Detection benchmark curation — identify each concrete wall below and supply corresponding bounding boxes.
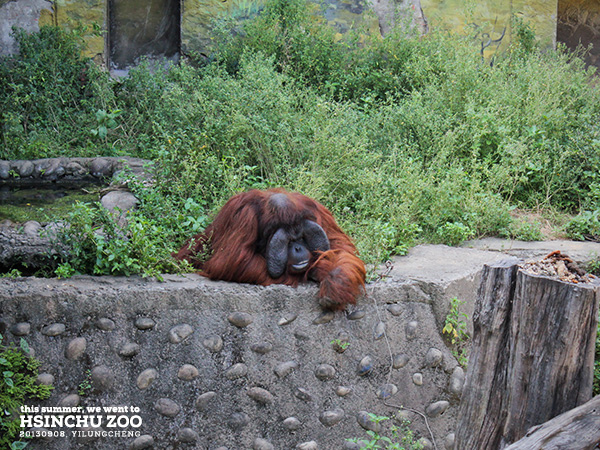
[558,0,600,69]
[1,0,563,66]
[0,274,462,449]
[421,0,558,59]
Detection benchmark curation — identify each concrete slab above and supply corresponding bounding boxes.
[378,239,600,332]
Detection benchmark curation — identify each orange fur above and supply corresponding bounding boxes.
[173,189,366,309]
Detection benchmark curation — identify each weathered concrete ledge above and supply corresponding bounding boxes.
[1,273,461,449]
[1,240,598,449]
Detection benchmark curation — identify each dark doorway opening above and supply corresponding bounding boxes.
[557,0,600,70]
[109,0,181,71]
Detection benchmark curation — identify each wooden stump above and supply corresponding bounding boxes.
[455,259,600,450]
[505,395,600,450]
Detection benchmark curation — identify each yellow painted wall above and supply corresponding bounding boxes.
[8,0,561,65]
[39,0,105,61]
[421,0,558,58]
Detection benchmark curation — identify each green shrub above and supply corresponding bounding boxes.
[52,201,186,279]
[2,3,600,276]
[0,25,115,158]
[565,210,600,241]
[346,413,423,450]
[0,335,53,450]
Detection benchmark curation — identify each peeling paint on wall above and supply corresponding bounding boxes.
[0,0,576,69]
[421,0,558,59]
[0,0,53,55]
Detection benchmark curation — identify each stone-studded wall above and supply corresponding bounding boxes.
[0,274,462,449]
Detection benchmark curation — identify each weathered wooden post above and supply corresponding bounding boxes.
[455,253,600,449]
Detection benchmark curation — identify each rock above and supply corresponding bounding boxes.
[445,433,455,450]
[313,311,334,324]
[315,364,336,381]
[224,363,248,380]
[419,437,434,449]
[135,318,155,330]
[41,323,66,336]
[228,312,254,328]
[65,161,86,176]
[23,221,41,237]
[319,408,345,427]
[413,373,423,386]
[357,356,373,376]
[91,365,114,392]
[449,366,465,397]
[203,335,223,352]
[101,190,138,214]
[154,398,180,417]
[297,441,318,449]
[65,337,87,360]
[425,348,443,368]
[178,428,199,443]
[10,322,31,336]
[405,320,418,340]
[130,435,154,450]
[59,394,80,407]
[425,400,450,418]
[247,387,274,404]
[168,324,193,343]
[136,369,158,390]
[393,354,409,369]
[251,342,273,354]
[96,318,115,331]
[387,304,403,316]
[90,158,113,178]
[36,373,54,386]
[253,438,274,450]
[18,161,34,177]
[177,364,199,381]
[376,383,398,399]
[228,412,250,430]
[283,417,301,431]
[347,310,366,320]
[373,321,386,340]
[274,361,298,378]
[119,342,140,357]
[195,391,217,411]
[278,313,298,325]
[0,161,10,179]
[357,411,381,433]
[336,386,352,397]
[41,159,65,179]
[294,387,313,402]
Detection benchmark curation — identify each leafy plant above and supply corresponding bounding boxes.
[0,334,53,450]
[565,210,600,242]
[90,109,122,141]
[346,413,423,450]
[0,269,23,279]
[51,201,184,279]
[437,222,473,247]
[78,369,93,397]
[443,297,470,367]
[331,338,350,353]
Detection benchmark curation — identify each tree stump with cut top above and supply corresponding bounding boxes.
[455,254,600,450]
